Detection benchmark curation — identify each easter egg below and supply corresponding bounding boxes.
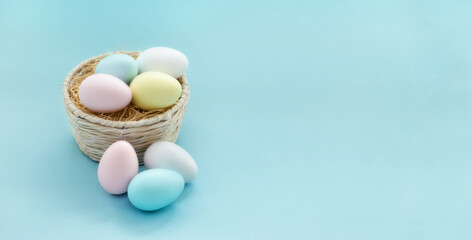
[129,72,182,110]
[95,53,139,84]
[98,141,138,194]
[127,169,185,211]
[136,47,188,78]
[144,141,198,183]
[78,73,132,113]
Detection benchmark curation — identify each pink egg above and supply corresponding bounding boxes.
[78,73,132,113]
[98,141,138,194]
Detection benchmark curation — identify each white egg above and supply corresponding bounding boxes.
[136,47,188,78]
[144,141,197,183]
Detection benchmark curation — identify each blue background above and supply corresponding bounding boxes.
[1,0,472,239]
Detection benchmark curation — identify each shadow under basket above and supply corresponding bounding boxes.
[62,51,190,164]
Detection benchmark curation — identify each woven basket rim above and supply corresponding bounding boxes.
[62,51,190,129]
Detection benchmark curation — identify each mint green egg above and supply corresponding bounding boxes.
[95,54,139,84]
[127,169,185,211]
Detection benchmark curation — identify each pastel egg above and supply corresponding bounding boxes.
[129,72,182,110]
[98,141,138,194]
[78,74,132,113]
[127,169,185,211]
[144,141,198,183]
[136,47,188,78]
[95,53,139,84]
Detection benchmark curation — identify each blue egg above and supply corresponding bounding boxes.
[127,169,184,211]
[95,53,139,84]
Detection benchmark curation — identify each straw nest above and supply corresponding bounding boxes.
[62,51,190,163]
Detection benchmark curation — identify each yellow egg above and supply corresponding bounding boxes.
[130,72,182,110]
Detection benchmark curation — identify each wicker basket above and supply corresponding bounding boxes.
[62,51,190,163]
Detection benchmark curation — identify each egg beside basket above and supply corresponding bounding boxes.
[62,51,190,163]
